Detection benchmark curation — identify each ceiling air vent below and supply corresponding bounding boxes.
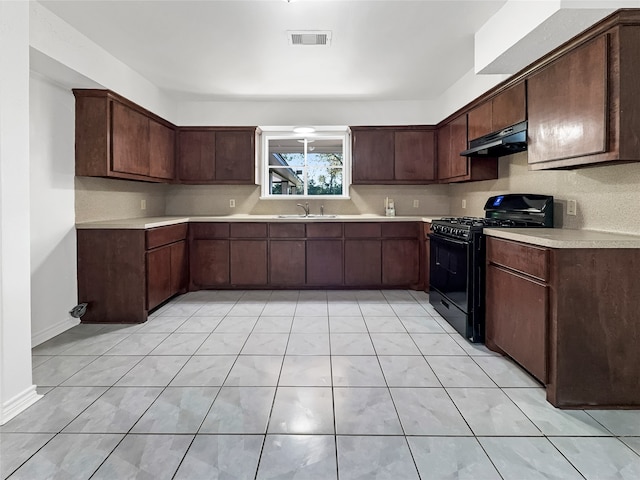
[287,30,332,46]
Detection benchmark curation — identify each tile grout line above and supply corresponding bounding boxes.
[251,290,294,480]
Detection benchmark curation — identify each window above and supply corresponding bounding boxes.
[259,127,350,198]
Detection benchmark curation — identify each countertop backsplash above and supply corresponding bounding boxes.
[75,177,167,223]
[449,151,640,236]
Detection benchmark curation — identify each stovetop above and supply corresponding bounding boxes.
[431,195,554,242]
[431,216,538,241]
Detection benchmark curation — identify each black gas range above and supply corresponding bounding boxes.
[429,194,554,342]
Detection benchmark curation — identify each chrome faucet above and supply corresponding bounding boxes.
[297,202,310,217]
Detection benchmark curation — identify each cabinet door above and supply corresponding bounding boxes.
[486,264,548,383]
[382,239,419,286]
[352,129,394,182]
[344,240,381,286]
[270,240,306,286]
[436,125,452,180]
[147,246,172,310]
[215,130,255,182]
[307,240,343,286]
[177,130,216,181]
[448,114,469,178]
[528,35,607,165]
[437,115,469,181]
[492,82,526,132]
[170,240,188,295]
[467,101,493,141]
[394,131,436,181]
[111,101,149,176]
[149,120,175,180]
[230,240,267,285]
[190,239,229,287]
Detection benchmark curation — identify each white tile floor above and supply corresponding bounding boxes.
[2,289,640,479]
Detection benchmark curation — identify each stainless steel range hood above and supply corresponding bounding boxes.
[461,121,527,158]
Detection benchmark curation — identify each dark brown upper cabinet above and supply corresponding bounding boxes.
[468,82,526,141]
[527,35,607,168]
[176,127,256,184]
[437,114,498,183]
[74,89,176,182]
[394,130,437,182]
[351,127,436,184]
[527,12,640,169]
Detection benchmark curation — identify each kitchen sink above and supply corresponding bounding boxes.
[276,214,338,219]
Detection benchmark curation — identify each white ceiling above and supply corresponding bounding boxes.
[38,0,508,102]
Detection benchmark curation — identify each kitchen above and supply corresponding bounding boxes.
[3,1,640,478]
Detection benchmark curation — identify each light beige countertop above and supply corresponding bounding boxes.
[484,228,640,249]
[76,214,443,230]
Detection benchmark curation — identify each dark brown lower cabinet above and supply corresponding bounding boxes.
[344,240,381,286]
[190,240,229,288]
[79,221,423,323]
[230,240,267,285]
[78,225,187,323]
[486,236,640,408]
[307,240,343,286]
[147,247,172,310]
[77,230,147,323]
[170,241,188,294]
[382,239,420,286]
[147,240,188,310]
[270,240,306,286]
[486,263,548,383]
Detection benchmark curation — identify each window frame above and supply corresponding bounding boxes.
[258,126,351,199]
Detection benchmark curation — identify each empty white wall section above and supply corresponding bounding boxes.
[29,1,177,122]
[474,0,633,75]
[176,98,440,126]
[434,67,509,121]
[29,73,79,346]
[0,1,40,425]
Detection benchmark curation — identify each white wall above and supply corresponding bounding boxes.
[29,73,79,345]
[176,99,439,126]
[29,1,176,122]
[26,1,175,350]
[0,0,40,425]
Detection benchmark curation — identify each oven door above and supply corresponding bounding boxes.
[428,233,473,339]
[429,233,470,311]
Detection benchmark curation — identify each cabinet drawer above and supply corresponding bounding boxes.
[146,224,187,249]
[381,222,418,238]
[270,223,305,238]
[487,237,549,281]
[344,223,381,238]
[190,223,230,239]
[230,223,268,238]
[306,223,343,238]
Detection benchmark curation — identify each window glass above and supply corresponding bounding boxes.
[260,128,350,198]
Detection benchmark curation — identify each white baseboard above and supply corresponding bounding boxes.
[31,316,80,347]
[0,385,41,425]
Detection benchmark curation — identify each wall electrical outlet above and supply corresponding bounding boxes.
[462,199,467,209]
[413,199,419,208]
[140,199,146,210]
[567,199,577,216]
[229,199,236,208]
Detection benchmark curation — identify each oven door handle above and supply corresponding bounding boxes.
[427,233,468,246]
